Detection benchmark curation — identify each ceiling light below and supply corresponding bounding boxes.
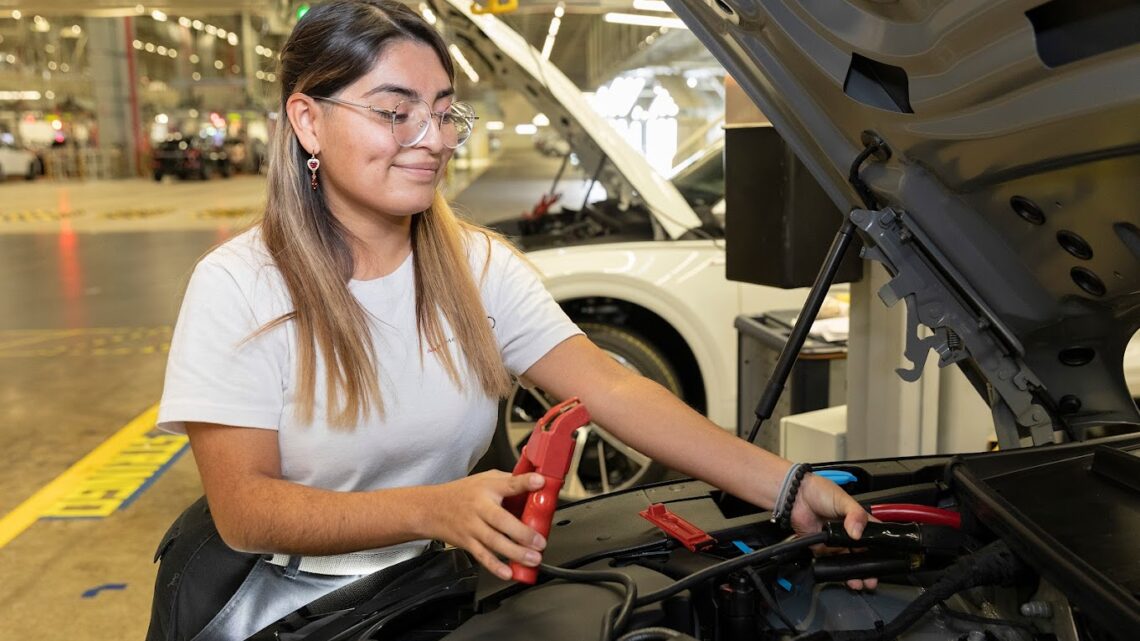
[0,91,40,100]
[515,124,538,135]
[448,44,479,84]
[632,0,672,12]
[151,10,167,22]
[603,13,687,29]
[486,121,504,131]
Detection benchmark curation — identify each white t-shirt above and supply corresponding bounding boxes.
[158,227,581,573]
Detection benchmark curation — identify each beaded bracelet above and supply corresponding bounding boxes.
[770,463,812,530]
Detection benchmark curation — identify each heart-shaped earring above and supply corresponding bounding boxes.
[307,154,320,191]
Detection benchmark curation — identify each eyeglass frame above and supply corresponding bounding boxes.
[310,94,478,149]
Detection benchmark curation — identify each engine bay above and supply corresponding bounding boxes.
[253,434,1140,641]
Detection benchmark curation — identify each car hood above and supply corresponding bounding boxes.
[433,0,703,238]
[668,0,1140,443]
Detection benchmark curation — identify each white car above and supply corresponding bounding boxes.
[440,0,812,499]
[0,143,37,181]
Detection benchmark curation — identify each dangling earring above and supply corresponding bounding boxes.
[307,153,320,191]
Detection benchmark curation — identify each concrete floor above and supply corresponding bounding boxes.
[0,146,564,640]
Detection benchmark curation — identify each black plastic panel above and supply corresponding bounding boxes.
[445,563,680,641]
[724,126,863,288]
[1027,0,1140,68]
[952,435,1140,639]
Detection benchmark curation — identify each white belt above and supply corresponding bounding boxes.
[267,540,429,576]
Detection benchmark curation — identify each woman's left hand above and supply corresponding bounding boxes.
[789,473,877,590]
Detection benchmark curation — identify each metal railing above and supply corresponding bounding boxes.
[41,147,130,181]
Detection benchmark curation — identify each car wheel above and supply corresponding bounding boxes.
[492,322,682,501]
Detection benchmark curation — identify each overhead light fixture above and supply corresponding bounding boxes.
[632,0,672,12]
[541,4,563,61]
[0,91,41,100]
[515,124,538,135]
[486,121,504,131]
[151,10,167,21]
[603,13,687,29]
[448,44,480,84]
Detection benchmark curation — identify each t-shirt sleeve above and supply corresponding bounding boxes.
[157,256,289,434]
[481,238,583,377]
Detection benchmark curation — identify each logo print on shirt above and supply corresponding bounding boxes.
[427,317,495,353]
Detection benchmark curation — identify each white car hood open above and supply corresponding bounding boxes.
[434,0,703,238]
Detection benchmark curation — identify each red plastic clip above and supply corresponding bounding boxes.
[639,503,715,552]
[503,397,591,584]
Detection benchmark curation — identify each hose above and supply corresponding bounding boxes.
[871,504,961,529]
[793,540,1029,641]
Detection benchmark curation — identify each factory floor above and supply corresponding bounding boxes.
[0,147,557,640]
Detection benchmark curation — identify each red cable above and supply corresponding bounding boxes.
[871,504,961,529]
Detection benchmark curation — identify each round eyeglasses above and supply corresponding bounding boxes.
[313,95,477,149]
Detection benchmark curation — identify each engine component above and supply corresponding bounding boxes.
[822,521,964,554]
[795,540,1030,641]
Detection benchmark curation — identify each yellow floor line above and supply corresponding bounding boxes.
[0,330,81,351]
[0,404,159,549]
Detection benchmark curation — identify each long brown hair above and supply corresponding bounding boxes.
[261,0,511,427]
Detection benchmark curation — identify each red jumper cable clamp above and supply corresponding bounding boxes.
[502,396,591,584]
[639,503,715,552]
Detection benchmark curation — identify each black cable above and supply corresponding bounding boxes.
[635,533,826,608]
[746,566,799,633]
[539,564,638,641]
[934,602,1037,635]
[847,143,881,211]
[793,540,1028,641]
[616,627,700,641]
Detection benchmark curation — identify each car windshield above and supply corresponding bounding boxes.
[668,141,724,210]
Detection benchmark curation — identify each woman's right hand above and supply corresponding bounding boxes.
[424,470,548,580]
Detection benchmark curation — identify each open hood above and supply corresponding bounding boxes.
[669,0,1140,444]
[432,0,703,238]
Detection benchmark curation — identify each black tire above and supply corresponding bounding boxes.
[490,322,683,501]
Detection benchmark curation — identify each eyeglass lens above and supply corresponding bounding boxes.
[390,100,474,149]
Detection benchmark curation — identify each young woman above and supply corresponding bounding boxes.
[146,1,870,639]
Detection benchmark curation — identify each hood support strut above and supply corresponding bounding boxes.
[745,137,887,446]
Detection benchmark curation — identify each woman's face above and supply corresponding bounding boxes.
[314,39,456,225]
